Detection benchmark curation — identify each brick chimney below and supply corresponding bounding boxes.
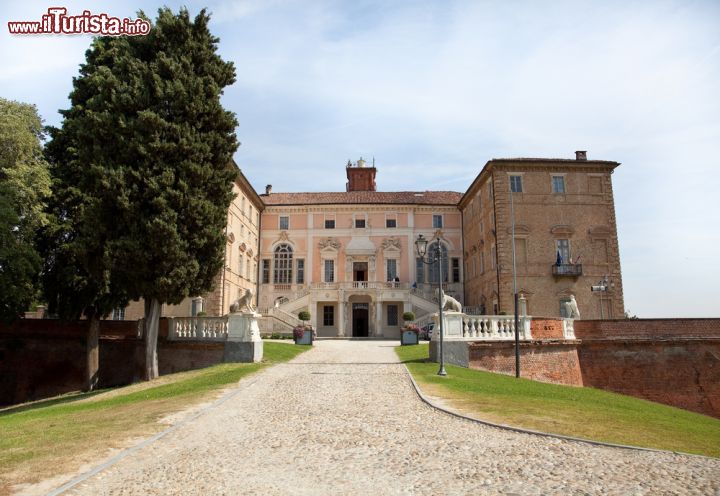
[346,157,377,192]
[265,184,272,195]
[575,150,587,161]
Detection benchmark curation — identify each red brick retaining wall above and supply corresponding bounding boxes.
[468,340,583,386]
[466,318,720,418]
[0,318,232,406]
[577,339,720,418]
[574,318,720,340]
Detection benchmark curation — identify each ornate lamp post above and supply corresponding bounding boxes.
[415,234,447,376]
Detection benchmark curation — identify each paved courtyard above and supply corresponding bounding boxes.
[58,341,718,495]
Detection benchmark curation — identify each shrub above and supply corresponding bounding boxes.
[402,311,415,322]
[298,310,311,322]
[196,311,207,317]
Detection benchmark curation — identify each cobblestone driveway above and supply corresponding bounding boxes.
[62,340,719,495]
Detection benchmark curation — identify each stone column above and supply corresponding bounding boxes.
[375,300,383,337]
[225,312,263,362]
[337,290,345,337]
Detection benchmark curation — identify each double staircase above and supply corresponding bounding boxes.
[258,284,444,333]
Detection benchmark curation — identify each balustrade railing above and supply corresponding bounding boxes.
[461,315,531,340]
[169,317,228,341]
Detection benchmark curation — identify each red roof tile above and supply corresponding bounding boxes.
[261,191,462,206]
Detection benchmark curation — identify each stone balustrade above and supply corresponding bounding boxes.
[461,315,532,340]
[168,317,229,341]
[423,312,577,341]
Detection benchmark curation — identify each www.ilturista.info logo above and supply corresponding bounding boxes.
[8,8,151,35]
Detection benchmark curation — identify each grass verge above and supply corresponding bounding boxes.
[0,342,310,493]
[396,343,720,458]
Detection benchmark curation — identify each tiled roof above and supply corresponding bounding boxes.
[261,191,463,206]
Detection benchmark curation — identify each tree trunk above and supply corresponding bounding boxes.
[143,298,161,380]
[84,313,100,391]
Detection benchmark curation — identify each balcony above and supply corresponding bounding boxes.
[552,263,583,277]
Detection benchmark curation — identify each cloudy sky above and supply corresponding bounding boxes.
[2,0,718,317]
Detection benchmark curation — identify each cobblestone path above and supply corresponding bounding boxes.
[61,340,719,495]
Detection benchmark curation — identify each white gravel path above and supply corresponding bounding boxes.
[60,340,719,495]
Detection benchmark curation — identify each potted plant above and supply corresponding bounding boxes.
[400,323,420,345]
[294,310,314,344]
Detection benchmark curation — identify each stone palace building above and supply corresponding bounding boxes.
[119,151,625,337]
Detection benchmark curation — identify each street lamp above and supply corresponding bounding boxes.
[415,234,447,376]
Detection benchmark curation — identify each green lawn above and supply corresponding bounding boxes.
[396,344,720,458]
[0,342,310,492]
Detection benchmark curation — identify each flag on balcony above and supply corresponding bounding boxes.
[556,251,563,265]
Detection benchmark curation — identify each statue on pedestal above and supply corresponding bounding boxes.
[230,288,256,314]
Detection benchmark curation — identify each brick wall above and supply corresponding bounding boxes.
[0,318,238,406]
[530,318,565,339]
[468,341,583,386]
[577,340,720,418]
[574,318,720,340]
[0,319,142,405]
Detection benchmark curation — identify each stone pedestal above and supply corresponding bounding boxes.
[431,311,465,341]
[224,312,263,363]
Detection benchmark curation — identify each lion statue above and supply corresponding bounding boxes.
[436,288,462,313]
[230,288,256,314]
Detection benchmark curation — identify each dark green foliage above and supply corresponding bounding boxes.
[0,99,51,321]
[402,311,415,322]
[43,8,238,378]
[298,310,311,322]
[51,7,237,305]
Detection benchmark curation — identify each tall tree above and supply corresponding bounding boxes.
[42,126,128,390]
[51,8,238,380]
[0,99,51,321]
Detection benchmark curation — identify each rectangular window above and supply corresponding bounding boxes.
[552,176,566,193]
[480,252,485,274]
[556,239,571,264]
[559,298,572,318]
[238,254,244,276]
[355,218,366,228]
[432,214,443,228]
[324,259,335,282]
[416,258,425,284]
[510,175,523,193]
[386,218,397,228]
[491,244,496,269]
[279,216,289,230]
[387,305,398,326]
[451,258,460,283]
[386,259,398,281]
[112,307,125,320]
[296,259,305,284]
[262,259,270,284]
[324,219,335,229]
[323,305,334,326]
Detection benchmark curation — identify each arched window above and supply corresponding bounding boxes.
[273,244,293,283]
[427,241,449,284]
